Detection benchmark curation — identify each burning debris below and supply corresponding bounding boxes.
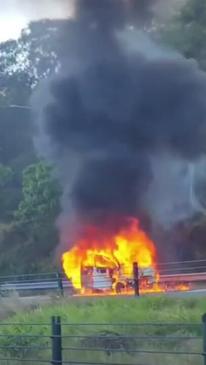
[34,1,206,294]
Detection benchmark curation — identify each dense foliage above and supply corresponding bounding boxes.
[162,0,206,70]
[0,18,66,273]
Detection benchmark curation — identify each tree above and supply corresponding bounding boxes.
[0,164,13,187]
[0,164,17,221]
[0,19,68,87]
[0,161,61,274]
[15,161,60,224]
[162,0,206,70]
[0,19,66,273]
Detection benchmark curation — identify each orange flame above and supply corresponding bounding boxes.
[62,217,157,292]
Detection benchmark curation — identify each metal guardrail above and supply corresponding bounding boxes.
[0,316,205,364]
[0,280,72,291]
[0,259,206,296]
[158,258,206,275]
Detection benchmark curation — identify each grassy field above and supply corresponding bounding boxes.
[3,294,205,323]
[0,295,205,365]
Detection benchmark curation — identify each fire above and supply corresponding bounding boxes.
[62,217,190,295]
[62,217,158,293]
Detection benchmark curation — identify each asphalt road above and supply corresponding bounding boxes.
[165,288,206,298]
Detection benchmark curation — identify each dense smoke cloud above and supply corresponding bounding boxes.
[75,0,156,26]
[35,0,206,239]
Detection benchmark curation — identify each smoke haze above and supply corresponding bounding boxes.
[1,0,74,20]
[34,1,206,253]
[0,0,179,42]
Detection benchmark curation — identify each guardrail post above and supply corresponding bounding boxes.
[51,316,62,365]
[133,262,140,297]
[202,314,206,365]
[57,272,64,297]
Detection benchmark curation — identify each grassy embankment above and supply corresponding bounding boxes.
[0,295,205,365]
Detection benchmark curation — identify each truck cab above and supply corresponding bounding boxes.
[81,266,113,292]
[81,264,156,293]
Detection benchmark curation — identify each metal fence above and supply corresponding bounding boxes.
[0,263,141,297]
[158,258,206,275]
[1,258,206,297]
[0,315,206,364]
[0,272,70,297]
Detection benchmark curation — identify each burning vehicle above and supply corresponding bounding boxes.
[62,218,159,295]
[81,264,155,294]
[62,217,190,295]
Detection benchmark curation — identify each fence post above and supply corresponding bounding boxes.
[133,262,140,297]
[202,314,206,365]
[51,316,62,365]
[57,272,64,297]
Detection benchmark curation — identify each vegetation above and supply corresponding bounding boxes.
[4,294,205,325]
[0,295,204,365]
[162,0,206,70]
[0,19,65,274]
[0,0,206,274]
[0,161,60,274]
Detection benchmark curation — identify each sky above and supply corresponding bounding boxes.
[0,0,184,43]
[0,0,74,42]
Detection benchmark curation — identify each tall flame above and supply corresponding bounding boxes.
[62,217,157,290]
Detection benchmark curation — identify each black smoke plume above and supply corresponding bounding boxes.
[36,0,206,243]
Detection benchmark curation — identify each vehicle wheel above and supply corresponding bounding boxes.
[115,282,125,293]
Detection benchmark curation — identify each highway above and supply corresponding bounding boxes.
[166,288,206,297]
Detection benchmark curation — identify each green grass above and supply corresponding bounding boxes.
[3,295,205,325]
[0,295,205,365]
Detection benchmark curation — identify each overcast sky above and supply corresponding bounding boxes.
[0,0,184,43]
[0,0,74,42]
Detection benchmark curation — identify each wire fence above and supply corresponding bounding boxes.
[0,315,206,364]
